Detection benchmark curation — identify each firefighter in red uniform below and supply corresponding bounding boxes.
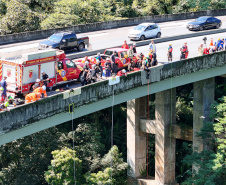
[121,40,129,49]
[203,47,210,55]
[167,44,173,62]
[180,42,189,60]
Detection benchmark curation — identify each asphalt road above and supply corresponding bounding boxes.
[0,15,226,52]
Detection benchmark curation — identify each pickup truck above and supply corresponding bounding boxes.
[91,48,138,69]
[38,31,89,51]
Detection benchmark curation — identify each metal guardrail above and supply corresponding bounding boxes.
[66,28,226,59]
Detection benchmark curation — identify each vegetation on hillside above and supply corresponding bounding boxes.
[0,0,225,34]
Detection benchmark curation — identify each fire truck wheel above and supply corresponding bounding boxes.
[78,43,85,51]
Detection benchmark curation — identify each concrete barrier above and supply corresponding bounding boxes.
[67,28,226,59]
[0,9,226,45]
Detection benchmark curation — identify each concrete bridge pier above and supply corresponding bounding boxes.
[127,88,176,185]
[127,97,147,177]
[193,78,215,172]
[155,88,176,185]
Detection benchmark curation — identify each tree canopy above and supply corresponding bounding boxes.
[0,0,225,33]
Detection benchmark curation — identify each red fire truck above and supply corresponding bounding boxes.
[0,46,83,96]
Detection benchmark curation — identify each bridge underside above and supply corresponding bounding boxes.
[0,51,226,145]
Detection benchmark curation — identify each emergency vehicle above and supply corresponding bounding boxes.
[0,46,83,96]
[76,48,138,69]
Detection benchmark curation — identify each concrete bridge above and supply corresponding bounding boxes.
[1,51,226,184]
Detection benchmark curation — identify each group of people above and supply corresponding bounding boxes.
[80,40,160,86]
[198,38,226,56]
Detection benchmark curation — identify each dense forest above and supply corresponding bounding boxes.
[0,77,225,184]
[0,0,226,184]
[0,0,225,34]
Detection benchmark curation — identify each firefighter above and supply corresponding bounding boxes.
[25,92,41,103]
[41,70,49,88]
[167,44,173,62]
[180,42,188,60]
[121,40,129,49]
[33,86,47,98]
[33,78,40,90]
[0,76,7,103]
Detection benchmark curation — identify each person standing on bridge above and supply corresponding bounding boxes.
[149,40,156,54]
[132,43,137,54]
[82,61,90,86]
[41,70,50,90]
[122,40,129,49]
[110,51,116,63]
[0,76,7,103]
[167,44,173,62]
[198,44,204,56]
[104,58,112,77]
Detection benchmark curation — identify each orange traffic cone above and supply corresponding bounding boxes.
[210,38,214,46]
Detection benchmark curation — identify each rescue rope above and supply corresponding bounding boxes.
[147,78,150,180]
[71,112,76,185]
[69,103,76,185]
[169,60,173,185]
[110,85,115,184]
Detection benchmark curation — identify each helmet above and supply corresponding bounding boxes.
[85,61,89,64]
[124,55,128,59]
[96,59,100,63]
[36,78,40,83]
[133,43,136,46]
[122,69,126,73]
[106,57,110,60]
[42,86,46,91]
[146,56,150,59]
[143,57,146,60]
[41,70,44,73]
[4,101,9,107]
[169,44,172,46]
[97,52,100,56]
[218,38,220,40]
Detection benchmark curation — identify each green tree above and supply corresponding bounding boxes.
[64,123,105,173]
[0,127,62,185]
[40,0,115,29]
[182,97,226,184]
[45,148,83,185]
[0,0,41,34]
[86,145,128,184]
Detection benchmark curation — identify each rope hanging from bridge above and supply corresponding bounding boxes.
[69,103,76,185]
[110,84,115,184]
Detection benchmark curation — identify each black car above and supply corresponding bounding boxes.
[187,16,222,31]
[38,32,89,51]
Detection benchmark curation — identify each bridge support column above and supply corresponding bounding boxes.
[193,78,215,152]
[155,88,176,185]
[127,97,147,177]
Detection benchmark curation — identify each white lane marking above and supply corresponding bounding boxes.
[88,32,109,38]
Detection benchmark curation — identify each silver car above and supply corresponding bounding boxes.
[128,23,161,41]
